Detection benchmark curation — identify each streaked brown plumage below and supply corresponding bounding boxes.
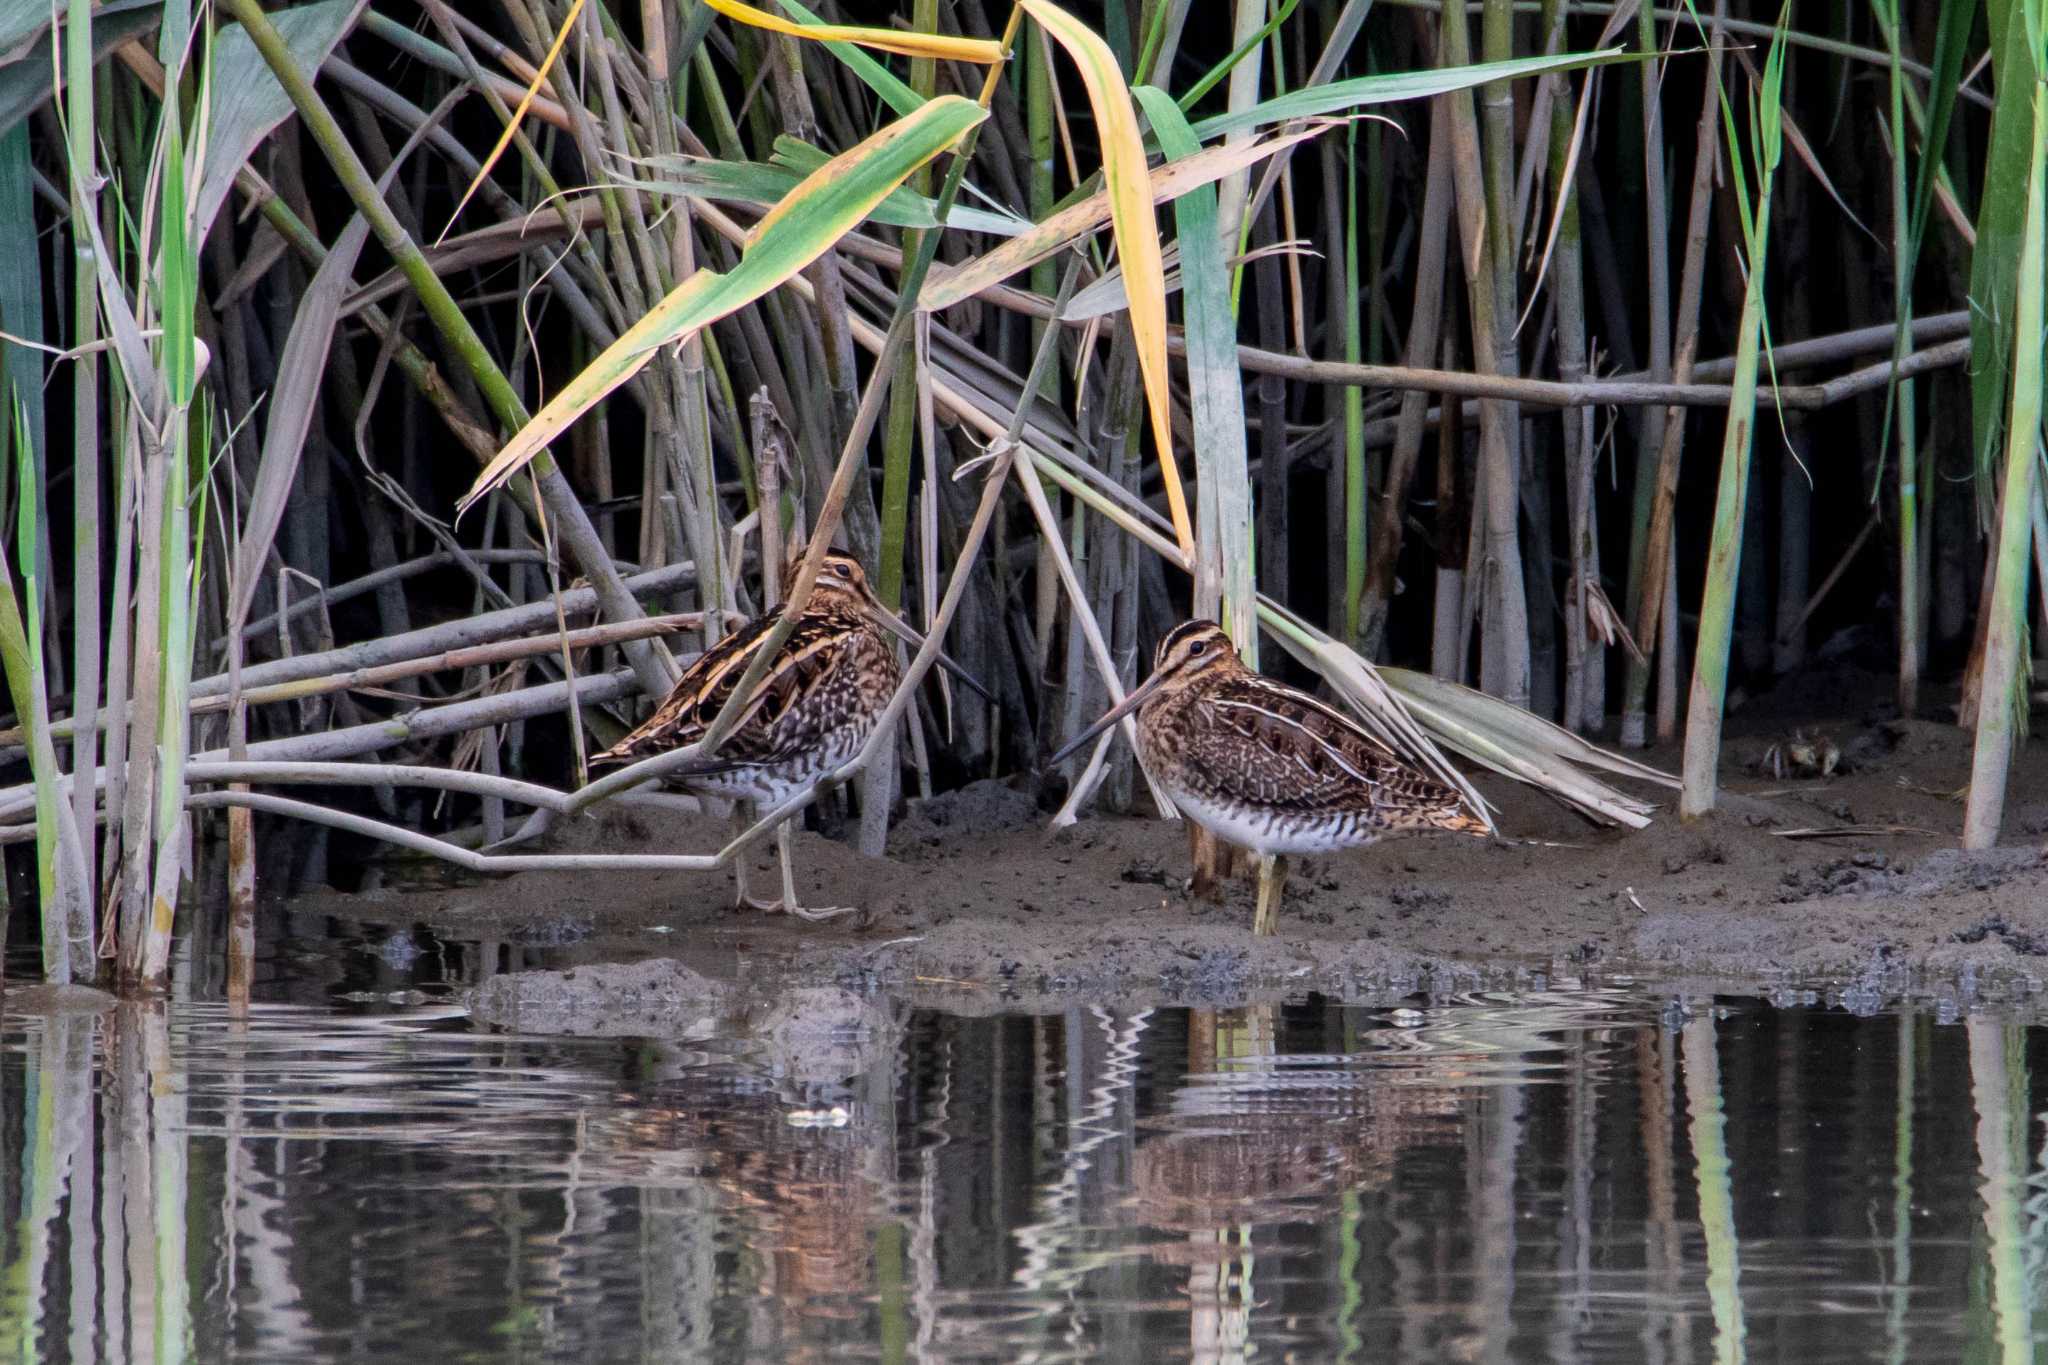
[1053,619,1488,934]
[593,551,899,919]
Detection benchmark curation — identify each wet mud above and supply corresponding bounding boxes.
[293,668,2048,1023]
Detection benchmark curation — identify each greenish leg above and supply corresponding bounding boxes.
[1252,853,1289,937]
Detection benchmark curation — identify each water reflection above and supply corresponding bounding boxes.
[1,980,2045,1361]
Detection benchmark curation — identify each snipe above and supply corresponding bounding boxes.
[1052,620,1489,935]
[592,551,912,920]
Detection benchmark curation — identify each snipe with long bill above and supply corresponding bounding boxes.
[593,549,984,920]
[1051,620,1490,935]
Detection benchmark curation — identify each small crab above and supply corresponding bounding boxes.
[1757,728,1841,780]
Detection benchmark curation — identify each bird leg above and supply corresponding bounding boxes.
[725,799,856,920]
[774,819,857,921]
[1252,853,1289,937]
[730,802,782,913]
[1188,824,1226,900]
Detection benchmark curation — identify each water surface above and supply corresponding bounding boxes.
[1,927,2043,1362]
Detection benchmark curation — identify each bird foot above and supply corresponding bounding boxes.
[787,901,860,922]
[735,892,859,922]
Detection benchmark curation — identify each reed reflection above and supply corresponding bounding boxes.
[0,1003,193,1365]
[0,987,2040,1361]
[1681,1011,1745,1365]
[1968,1017,2034,1365]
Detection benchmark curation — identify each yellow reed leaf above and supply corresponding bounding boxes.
[1018,0,1189,557]
[702,0,1003,64]
[439,0,582,246]
[918,125,1324,311]
[458,96,986,516]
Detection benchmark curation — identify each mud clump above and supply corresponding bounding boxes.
[1954,915,2048,956]
[737,986,899,1086]
[892,778,1044,849]
[1777,853,1898,901]
[1775,847,2048,903]
[469,959,731,1037]
[1893,847,2048,896]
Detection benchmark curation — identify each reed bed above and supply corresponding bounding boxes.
[0,0,2041,995]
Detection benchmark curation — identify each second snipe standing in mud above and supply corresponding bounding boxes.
[594,550,970,921]
[1053,620,1491,935]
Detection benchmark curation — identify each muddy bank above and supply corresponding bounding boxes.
[292,679,2048,1016]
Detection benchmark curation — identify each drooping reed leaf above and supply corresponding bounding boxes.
[1020,0,1190,555]
[617,138,1026,235]
[461,93,987,512]
[918,124,1326,311]
[702,0,1003,63]
[231,209,374,628]
[1184,45,1641,142]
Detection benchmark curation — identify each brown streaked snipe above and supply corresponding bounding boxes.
[591,550,915,921]
[1052,619,1490,935]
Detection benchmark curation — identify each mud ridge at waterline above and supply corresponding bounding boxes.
[274,676,2048,1023]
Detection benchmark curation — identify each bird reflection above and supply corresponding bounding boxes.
[1124,1005,1464,1364]
[598,1089,880,1313]
[581,988,898,1354]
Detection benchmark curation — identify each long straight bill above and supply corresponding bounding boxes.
[1046,669,1169,767]
[870,602,995,703]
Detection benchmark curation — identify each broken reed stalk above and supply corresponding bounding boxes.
[1620,0,1673,749]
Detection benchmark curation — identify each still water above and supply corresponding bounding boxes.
[1,923,2045,1362]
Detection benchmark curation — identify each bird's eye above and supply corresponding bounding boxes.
[1189,640,1207,656]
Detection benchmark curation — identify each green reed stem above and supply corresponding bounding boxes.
[1679,3,1786,817]
[1962,59,2045,850]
